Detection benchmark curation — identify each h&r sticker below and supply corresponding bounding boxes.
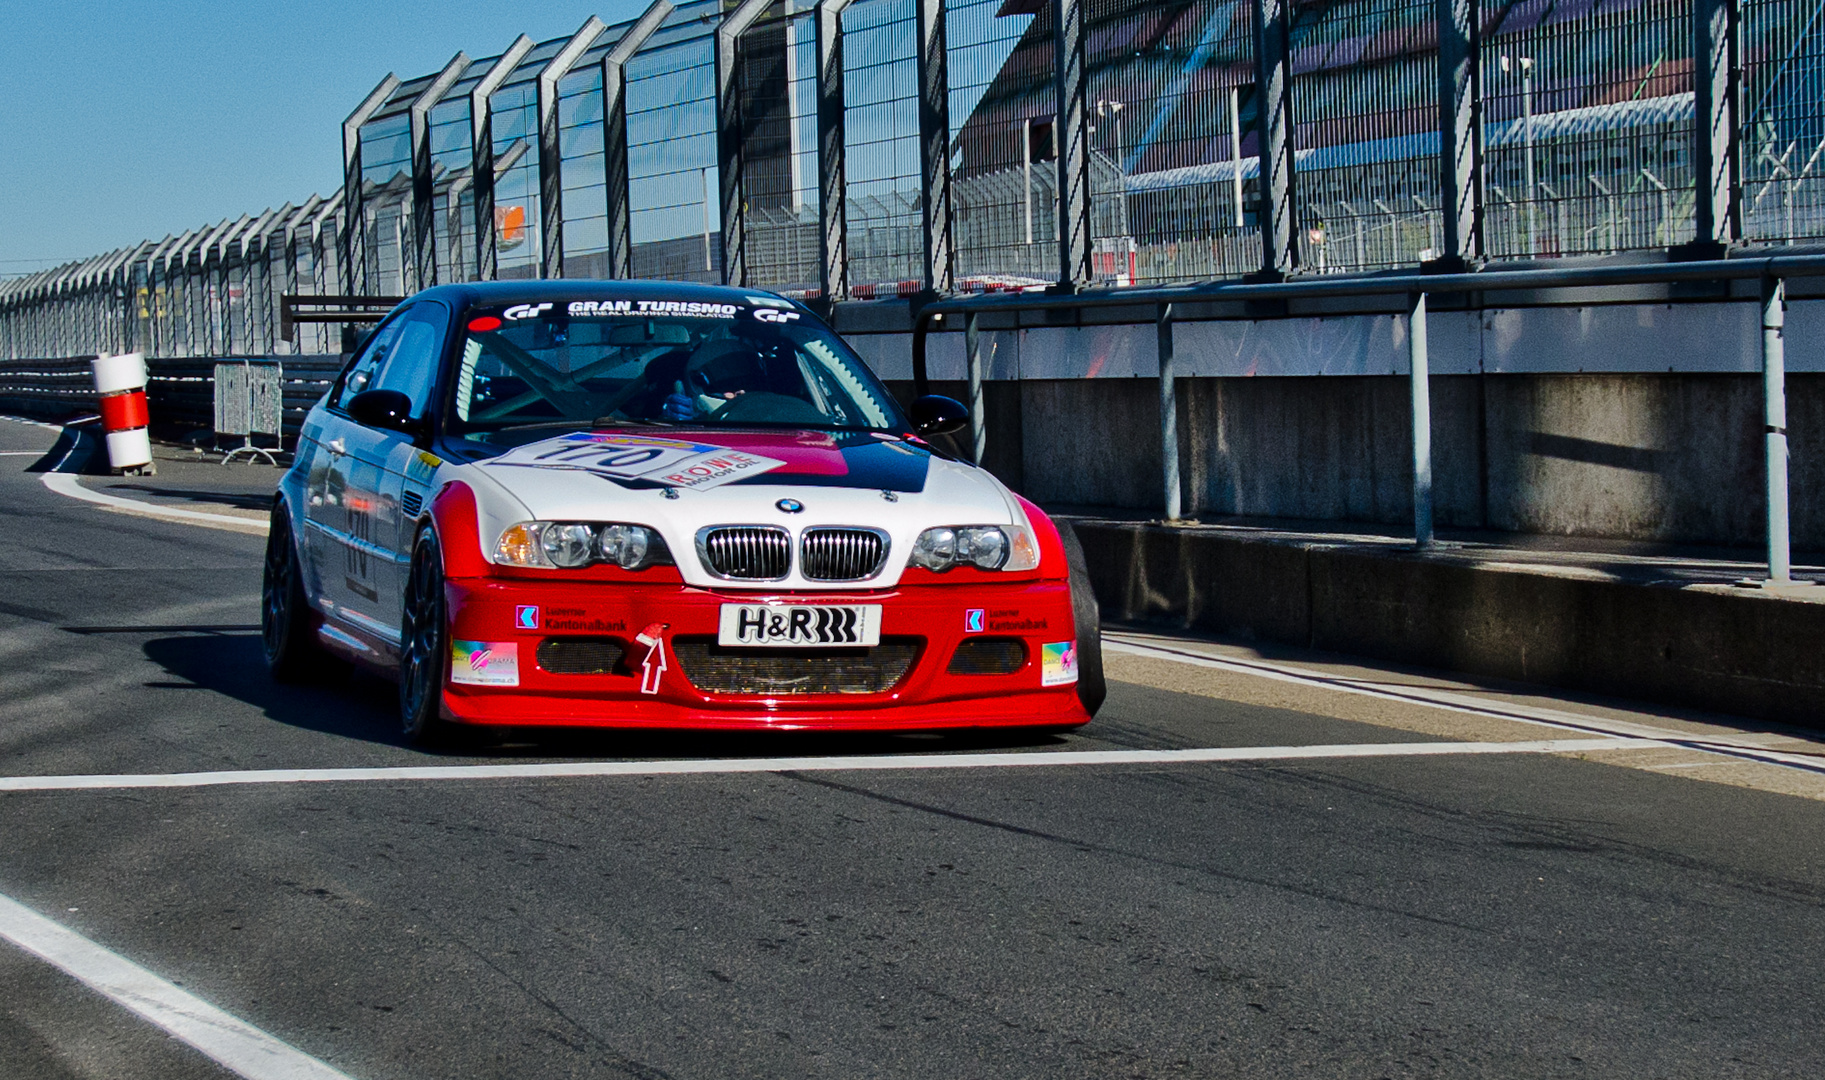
[964,609,985,633]
[514,605,540,630]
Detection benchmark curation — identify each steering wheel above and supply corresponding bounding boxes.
[706,392,828,425]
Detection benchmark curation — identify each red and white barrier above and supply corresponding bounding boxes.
[91,352,153,473]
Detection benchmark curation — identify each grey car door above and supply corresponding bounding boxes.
[334,300,451,642]
[302,314,405,648]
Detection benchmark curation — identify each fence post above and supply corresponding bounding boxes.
[965,311,985,464]
[604,3,673,281]
[471,37,535,283]
[1052,0,1092,288]
[1692,0,1741,249]
[1437,0,1482,264]
[717,0,773,287]
[917,0,953,294]
[1763,276,1791,584]
[1409,291,1434,546]
[1158,302,1181,520]
[540,20,609,280]
[1252,0,1298,275]
[341,75,400,296]
[817,0,851,304]
[411,54,471,290]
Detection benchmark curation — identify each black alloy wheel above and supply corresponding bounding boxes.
[399,526,452,744]
[262,505,329,681]
[1055,520,1107,718]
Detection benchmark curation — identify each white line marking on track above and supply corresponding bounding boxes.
[0,891,355,1080]
[0,414,64,432]
[0,450,44,455]
[0,739,1659,793]
[40,473,267,534]
[1106,634,1825,776]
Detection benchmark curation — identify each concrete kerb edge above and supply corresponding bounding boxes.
[1069,518,1825,728]
[33,421,269,537]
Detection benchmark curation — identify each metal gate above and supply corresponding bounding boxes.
[213,360,282,465]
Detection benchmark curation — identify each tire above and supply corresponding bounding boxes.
[1054,519,1106,717]
[399,526,453,746]
[262,506,330,682]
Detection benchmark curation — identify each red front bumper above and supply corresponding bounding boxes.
[440,576,1090,731]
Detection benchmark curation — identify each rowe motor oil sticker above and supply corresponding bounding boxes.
[489,432,785,492]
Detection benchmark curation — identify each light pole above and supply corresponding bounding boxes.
[1096,99,1129,238]
[1502,54,1538,256]
[1229,87,1244,229]
[1021,117,1033,247]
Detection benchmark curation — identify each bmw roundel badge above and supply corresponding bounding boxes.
[776,498,805,514]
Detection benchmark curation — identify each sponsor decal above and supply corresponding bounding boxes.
[451,640,520,687]
[542,606,626,632]
[964,608,985,633]
[982,607,1047,632]
[719,603,882,647]
[634,300,737,318]
[1040,641,1079,687]
[514,605,540,630]
[634,623,669,694]
[489,432,784,492]
[753,308,800,324]
[406,450,442,486]
[467,315,503,333]
[503,302,553,321]
[567,300,634,316]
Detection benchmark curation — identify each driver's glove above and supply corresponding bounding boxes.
[661,383,698,421]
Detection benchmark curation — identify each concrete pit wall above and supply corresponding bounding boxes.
[858,297,1825,550]
[894,373,1824,551]
[1071,520,1825,727]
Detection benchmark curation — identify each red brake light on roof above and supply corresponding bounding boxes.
[468,316,503,333]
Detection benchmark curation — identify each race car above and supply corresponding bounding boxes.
[261,280,1103,742]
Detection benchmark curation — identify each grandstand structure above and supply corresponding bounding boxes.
[2,0,1822,359]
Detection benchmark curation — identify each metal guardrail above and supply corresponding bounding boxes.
[910,252,1825,587]
[0,354,345,444]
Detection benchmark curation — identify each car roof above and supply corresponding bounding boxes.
[407,279,789,310]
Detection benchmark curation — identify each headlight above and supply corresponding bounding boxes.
[908,525,1039,572]
[597,524,651,569]
[541,523,596,568]
[496,522,666,569]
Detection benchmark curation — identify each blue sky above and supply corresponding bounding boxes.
[0,0,648,274]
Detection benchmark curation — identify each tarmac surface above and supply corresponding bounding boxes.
[3,415,1824,1079]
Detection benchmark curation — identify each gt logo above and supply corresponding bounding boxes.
[503,303,553,320]
[753,308,800,324]
[964,609,985,633]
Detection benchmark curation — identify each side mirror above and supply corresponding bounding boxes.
[347,389,422,435]
[909,394,969,436]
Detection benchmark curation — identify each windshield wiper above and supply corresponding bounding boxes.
[592,416,672,427]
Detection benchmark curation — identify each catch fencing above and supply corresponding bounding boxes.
[4,0,1823,360]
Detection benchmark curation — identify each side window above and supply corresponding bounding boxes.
[332,316,405,412]
[371,301,449,417]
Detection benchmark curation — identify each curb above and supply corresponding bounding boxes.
[33,422,269,537]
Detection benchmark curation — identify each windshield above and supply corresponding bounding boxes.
[448,298,905,434]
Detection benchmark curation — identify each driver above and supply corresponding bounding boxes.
[662,337,766,421]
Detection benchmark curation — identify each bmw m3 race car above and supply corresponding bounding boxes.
[261,281,1103,742]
